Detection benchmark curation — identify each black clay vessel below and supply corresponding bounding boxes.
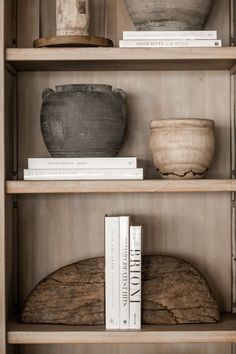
[40,84,128,157]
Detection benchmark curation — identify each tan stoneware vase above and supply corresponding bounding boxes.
[124,0,214,31]
[149,119,215,180]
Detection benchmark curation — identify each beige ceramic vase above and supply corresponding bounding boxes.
[149,119,215,180]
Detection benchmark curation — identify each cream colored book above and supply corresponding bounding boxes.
[130,225,142,330]
[24,168,143,180]
[105,216,120,329]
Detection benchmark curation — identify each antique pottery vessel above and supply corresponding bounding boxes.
[40,84,127,157]
[149,119,215,180]
[124,0,214,31]
[56,0,90,36]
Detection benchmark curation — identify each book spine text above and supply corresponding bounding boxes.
[130,226,142,330]
[105,217,120,329]
[28,157,137,170]
[119,39,222,48]
[23,169,143,181]
[119,216,130,329]
[123,30,217,40]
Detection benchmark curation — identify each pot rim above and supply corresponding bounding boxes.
[150,118,215,129]
[55,84,113,92]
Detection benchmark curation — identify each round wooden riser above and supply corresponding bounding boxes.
[33,35,114,48]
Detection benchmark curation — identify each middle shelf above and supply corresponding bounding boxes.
[6,179,236,194]
[6,47,236,71]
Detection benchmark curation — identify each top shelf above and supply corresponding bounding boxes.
[6,47,236,72]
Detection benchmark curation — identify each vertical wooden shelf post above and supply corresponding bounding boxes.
[0,0,6,353]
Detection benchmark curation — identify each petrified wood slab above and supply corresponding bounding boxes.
[21,256,220,325]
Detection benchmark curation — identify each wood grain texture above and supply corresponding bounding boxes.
[7,314,236,344]
[6,47,236,71]
[6,180,236,194]
[205,0,230,46]
[5,71,15,354]
[14,1,233,354]
[16,0,230,48]
[89,0,107,38]
[33,35,113,48]
[20,256,220,326]
[5,70,14,320]
[40,0,56,38]
[16,344,232,354]
[4,0,13,47]
[16,68,231,354]
[17,0,40,47]
[0,0,6,353]
[17,70,231,307]
[4,4,15,354]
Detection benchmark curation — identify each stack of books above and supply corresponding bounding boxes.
[23,158,143,181]
[105,215,142,330]
[119,30,222,48]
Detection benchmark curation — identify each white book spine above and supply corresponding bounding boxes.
[130,226,142,330]
[28,157,137,170]
[119,216,130,329]
[105,216,120,329]
[123,30,217,40]
[23,169,143,181]
[119,39,222,48]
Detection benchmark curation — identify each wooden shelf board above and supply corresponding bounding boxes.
[6,47,236,71]
[6,179,236,194]
[7,314,236,344]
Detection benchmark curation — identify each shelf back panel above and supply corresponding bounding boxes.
[17,70,231,311]
[18,343,232,354]
[15,1,233,354]
[16,0,230,48]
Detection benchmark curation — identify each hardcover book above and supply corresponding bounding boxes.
[130,226,142,330]
[123,30,217,40]
[28,157,137,170]
[23,168,143,181]
[119,39,222,48]
[105,216,120,329]
[119,216,130,329]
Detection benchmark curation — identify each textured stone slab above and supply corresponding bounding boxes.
[21,256,220,325]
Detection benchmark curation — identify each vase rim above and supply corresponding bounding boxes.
[150,118,215,129]
[55,84,113,92]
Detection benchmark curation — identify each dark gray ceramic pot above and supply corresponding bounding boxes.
[40,84,128,157]
[124,0,214,31]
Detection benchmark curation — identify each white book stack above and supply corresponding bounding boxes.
[24,157,143,181]
[105,215,142,330]
[119,30,222,48]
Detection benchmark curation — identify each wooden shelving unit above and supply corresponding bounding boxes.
[6,47,236,71]
[2,1,236,354]
[6,180,236,194]
[7,314,236,344]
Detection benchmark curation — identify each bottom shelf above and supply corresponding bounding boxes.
[7,314,236,344]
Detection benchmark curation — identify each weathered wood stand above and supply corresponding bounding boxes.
[2,0,236,353]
